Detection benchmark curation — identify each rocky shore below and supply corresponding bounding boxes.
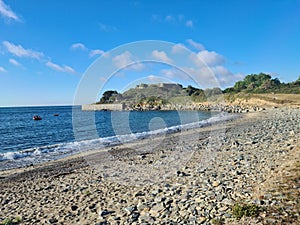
[0,108,299,224]
[125,102,266,113]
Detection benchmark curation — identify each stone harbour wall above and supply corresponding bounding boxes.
[82,104,124,111]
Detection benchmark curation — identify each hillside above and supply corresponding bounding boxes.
[224,93,300,108]
[118,83,187,104]
[96,74,300,109]
[224,73,300,94]
[97,83,223,106]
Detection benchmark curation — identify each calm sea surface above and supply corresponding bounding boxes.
[0,106,232,169]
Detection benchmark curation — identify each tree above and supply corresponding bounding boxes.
[294,76,300,85]
[98,90,118,104]
[185,85,200,96]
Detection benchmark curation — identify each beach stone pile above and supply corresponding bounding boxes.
[0,108,299,224]
[125,103,265,113]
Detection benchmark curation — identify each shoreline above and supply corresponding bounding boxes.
[1,107,299,224]
[0,111,243,177]
[0,110,237,171]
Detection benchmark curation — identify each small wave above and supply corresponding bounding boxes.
[0,112,237,163]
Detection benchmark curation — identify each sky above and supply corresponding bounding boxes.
[0,0,299,106]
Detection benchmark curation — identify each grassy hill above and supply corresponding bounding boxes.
[224,73,300,94]
[118,83,187,104]
[97,74,300,108]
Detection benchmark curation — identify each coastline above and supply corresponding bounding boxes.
[1,107,299,224]
[0,110,236,171]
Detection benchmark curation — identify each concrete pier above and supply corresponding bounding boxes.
[82,104,124,111]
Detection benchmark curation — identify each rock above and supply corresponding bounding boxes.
[149,204,164,217]
[94,221,108,225]
[89,203,96,209]
[135,191,145,197]
[128,212,140,222]
[198,216,206,223]
[212,180,220,187]
[232,141,240,147]
[71,205,78,211]
[124,205,136,214]
[48,217,58,224]
[195,197,203,203]
[2,199,10,205]
[100,210,114,217]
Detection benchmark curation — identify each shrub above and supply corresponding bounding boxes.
[211,217,225,225]
[232,203,260,219]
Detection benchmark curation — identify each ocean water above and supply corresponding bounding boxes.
[0,106,236,169]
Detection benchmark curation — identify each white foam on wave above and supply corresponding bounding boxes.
[0,112,237,163]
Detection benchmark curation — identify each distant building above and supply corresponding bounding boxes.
[136,84,149,89]
[136,83,182,89]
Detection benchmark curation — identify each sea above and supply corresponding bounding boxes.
[0,106,237,170]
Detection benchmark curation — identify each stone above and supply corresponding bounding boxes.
[124,205,136,214]
[135,191,145,197]
[100,210,114,217]
[149,204,164,217]
[212,181,220,187]
[71,205,78,211]
[198,216,206,223]
[48,217,58,224]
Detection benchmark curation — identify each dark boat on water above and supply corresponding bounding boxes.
[33,115,42,120]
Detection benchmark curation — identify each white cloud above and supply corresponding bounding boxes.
[63,65,76,74]
[152,14,194,28]
[113,51,133,68]
[89,49,105,57]
[147,75,164,83]
[127,63,145,71]
[186,39,205,51]
[0,66,7,72]
[9,58,21,67]
[70,43,87,51]
[46,61,76,74]
[185,20,193,28]
[112,51,145,71]
[3,41,43,59]
[99,23,117,32]
[161,68,190,80]
[198,50,225,66]
[191,50,225,67]
[212,67,245,87]
[172,43,188,54]
[211,66,232,77]
[182,67,220,88]
[165,15,175,22]
[151,50,173,64]
[184,65,244,88]
[0,0,20,21]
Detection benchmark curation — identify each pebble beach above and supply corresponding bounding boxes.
[0,107,299,225]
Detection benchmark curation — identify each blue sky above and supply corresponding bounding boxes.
[0,0,299,106]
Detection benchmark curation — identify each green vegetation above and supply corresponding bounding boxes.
[232,203,260,219]
[83,190,91,196]
[211,217,225,225]
[224,73,300,94]
[1,216,22,225]
[135,96,168,110]
[121,83,185,104]
[97,90,119,104]
[96,74,300,106]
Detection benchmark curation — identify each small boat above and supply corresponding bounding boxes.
[33,115,42,120]
[53,114,59,116]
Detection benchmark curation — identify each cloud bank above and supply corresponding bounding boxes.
[0,0,20,21]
